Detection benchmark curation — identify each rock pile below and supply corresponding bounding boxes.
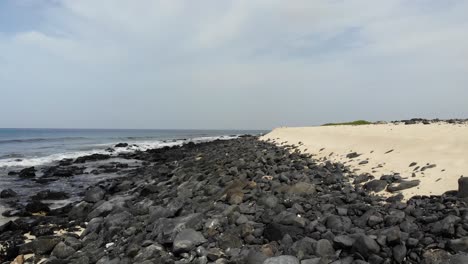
[1,136,468,264]
[387,118,468,125]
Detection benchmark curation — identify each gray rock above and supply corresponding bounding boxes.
[387,180,420,192]
[19,237,61,255]
[287,182,316,196]
[84,187,105,203]
[314,239,335,257]
[261,195,279,208]
[364,180,387,192]
[333,235,355,248]
[448,237,468,253]
[459,177,468,198]
[393,244,406,263]
[300,258,320,264]
[450,253,468,264]
[133,244,163,262]
[173,229,207,253]
[264,255,300,264]
[352,235,380,258]
[52,241,76,259]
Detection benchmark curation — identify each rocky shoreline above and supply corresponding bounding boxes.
[1,136,468,263]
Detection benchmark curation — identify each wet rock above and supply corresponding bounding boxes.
[115,143,129,148]
[25,200,50,213]
[18,167,36,178]
[0,188,17,198]
[43,166,85,177]
[74,154,110,163]
[31,190,69,200]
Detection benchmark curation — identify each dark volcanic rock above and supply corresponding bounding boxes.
[3,136,468,263]
[352,235,380,258]
[43,165,85,177]
[264,255,300,264]
[19,237,61,255]
[458,177,468,198]
[387,180,420,192]
[264,223,303,241]
[115,143,129,148]
[346,152,361,159]
[31,190,69,200]
[74,153,111,163]
[0,188,17,198]
[18,166,36,178]
[51,241,76,259]
[364,180,388,192]
[25,200,50,213]
[84,186,105,203]
[172,228,207,253]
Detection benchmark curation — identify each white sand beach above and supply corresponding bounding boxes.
[262,123,468,198]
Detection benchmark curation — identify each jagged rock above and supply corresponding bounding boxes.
[352,235,380,259]
[173,229,207,253]
[18,167,36,178]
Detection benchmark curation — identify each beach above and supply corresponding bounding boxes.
[1,124,468,263]
[262,122,468,198]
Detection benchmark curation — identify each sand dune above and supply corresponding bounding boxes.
[262,123,468,198]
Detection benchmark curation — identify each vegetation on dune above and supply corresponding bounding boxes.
[321,120,372,126]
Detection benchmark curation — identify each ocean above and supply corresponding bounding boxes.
[0,128,266,224]
[0,128,266,171]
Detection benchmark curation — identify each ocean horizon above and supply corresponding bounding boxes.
[0,128,268,170]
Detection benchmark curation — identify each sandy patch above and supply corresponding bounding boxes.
[262,123,468,198]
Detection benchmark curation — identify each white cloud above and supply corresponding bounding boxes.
[1,0,467,129]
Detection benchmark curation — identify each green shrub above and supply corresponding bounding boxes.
[321,120,372,126]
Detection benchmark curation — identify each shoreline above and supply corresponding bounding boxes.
[262,122,468,199]
[1,136,468,263]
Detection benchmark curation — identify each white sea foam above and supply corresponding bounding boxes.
[0,135,238,169]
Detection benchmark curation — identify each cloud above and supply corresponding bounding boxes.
[0,0,467,129]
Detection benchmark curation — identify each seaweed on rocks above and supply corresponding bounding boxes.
[1,136,468,263]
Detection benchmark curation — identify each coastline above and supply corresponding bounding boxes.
[1,134,468,263]
[262,122,468,198]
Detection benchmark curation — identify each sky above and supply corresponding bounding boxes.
[1,0,467,130]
